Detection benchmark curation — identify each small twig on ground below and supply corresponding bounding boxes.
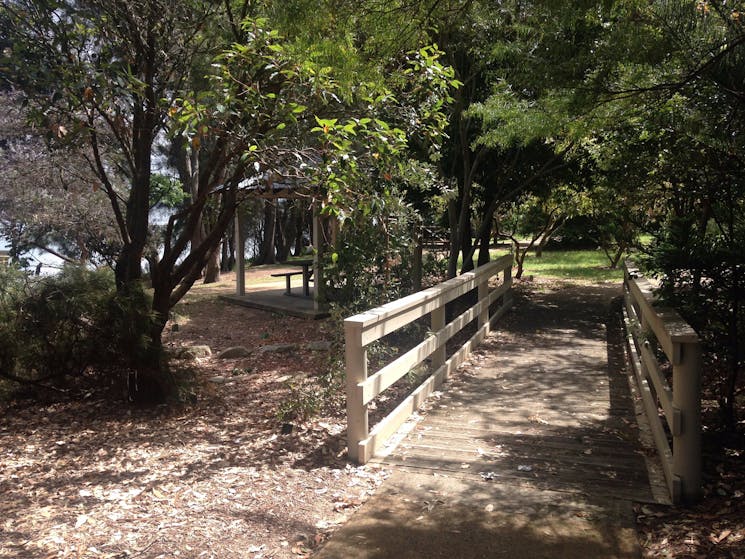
[129,537,160,558]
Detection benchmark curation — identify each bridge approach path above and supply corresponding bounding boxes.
[314,280,669,559]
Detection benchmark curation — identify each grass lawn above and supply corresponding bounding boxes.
[489,248,626,282]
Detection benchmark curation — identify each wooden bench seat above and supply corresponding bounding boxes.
[271,271,304,295]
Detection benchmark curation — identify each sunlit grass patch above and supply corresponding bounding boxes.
[520,249,625,282]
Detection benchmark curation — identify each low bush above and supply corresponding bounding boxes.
[324,195,420,314]
[0,265,155,397]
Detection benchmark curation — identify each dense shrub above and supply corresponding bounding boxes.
[324,195,420,313]
[644,214,745,430]
[546,216,599,250]
[0,265,27,384]
[0,265,155,394]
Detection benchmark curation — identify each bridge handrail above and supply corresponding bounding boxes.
[622,260,702,504]
[345,255,514,464]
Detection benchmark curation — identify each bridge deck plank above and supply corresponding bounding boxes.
[316,282,669,559]
[373,283,669,506]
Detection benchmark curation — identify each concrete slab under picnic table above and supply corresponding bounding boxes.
[221,288,328,319]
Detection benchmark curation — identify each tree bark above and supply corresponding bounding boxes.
[221,230,234,273]
[293,202,308,256]
[275,201,295,262]
[535,236,547,258]
[126,279,176,405]
[203,245,221,283]
[256,200,277,264]
[447,198,459,278]
[449,145,484,277]
[512,238,526,279]
[476,213,492,267]
[460,219,474,273]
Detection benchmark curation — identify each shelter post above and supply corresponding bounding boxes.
[235,213,245,296]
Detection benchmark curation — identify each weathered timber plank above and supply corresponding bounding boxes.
[416,417,636,438]
[387,443,650,480]
[400,430,648,459]
[381,461,651,498]
[383,461,657,503]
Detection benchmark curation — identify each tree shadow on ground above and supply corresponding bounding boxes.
[314,486,640,559]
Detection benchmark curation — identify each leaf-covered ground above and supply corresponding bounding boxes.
[1,272,389,559]
[1,272,743,558]
[633,416,745,559]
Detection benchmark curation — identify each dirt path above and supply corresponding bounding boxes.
[314,280,666,558]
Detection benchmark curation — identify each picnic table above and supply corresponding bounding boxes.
[271,259,313,296]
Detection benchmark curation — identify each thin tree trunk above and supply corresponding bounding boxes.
[476,213,492,267]
[275,201,295,262]
[221,230,234,272]
[512,238,526,279]
[460,219,474,273]
[256,200,277,264]
[293,203,306,256]
[536,236,547,258]
[509,233,541,279]
[447,198,459,278]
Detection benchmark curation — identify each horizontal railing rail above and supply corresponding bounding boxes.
[622,261,702,504]
[345,255,514,464]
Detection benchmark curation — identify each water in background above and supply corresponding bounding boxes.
[0,237,65,275]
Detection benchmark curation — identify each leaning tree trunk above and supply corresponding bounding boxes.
[203,245,221,283]
[460,219,475,273]
[513,243,526,278]
[535,236,547,258]
[509,235,535,279]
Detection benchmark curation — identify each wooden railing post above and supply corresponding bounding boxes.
[478,278,489,331]
[344,258,513,464]
[623,260,703,504]
[672,340,702,503]
[431,307,446,375]
[503,263,513,307]
[345,320,368,463]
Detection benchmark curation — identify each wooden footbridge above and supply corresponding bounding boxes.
[374,281,667,504]
[315,259,702,558]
